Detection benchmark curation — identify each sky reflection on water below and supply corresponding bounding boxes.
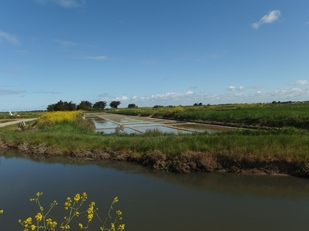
[1,152,309,231]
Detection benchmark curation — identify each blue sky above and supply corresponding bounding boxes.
[1,0,309,111]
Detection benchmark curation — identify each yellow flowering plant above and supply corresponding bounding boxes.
[17,192,125,231]
[36,111,84,128]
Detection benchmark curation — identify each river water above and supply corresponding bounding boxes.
[1,152,309,231]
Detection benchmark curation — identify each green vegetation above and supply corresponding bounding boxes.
[108,102,309,129]
[46,100,108,111]
[109,101,121,109]
[1,102,309,176]
[45,100,118,111]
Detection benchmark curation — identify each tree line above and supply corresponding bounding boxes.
[47,100,121,111]
[47,100,209,112]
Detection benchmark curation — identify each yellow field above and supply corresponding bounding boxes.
[36,111,84,127]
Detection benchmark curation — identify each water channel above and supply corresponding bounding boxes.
[1,152,309,231]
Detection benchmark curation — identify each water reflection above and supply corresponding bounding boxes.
[90,113,235,134]
[4,152,309,199]
[1,152,309,231]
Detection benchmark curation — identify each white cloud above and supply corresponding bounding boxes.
[35,0,86,8]
[150,91,194,100]
[252,10,281,29]
[0,30,20,45]
[95,86,309,108]
[115,96,129,101]
[227,86,236,91]
[294,80,309,85]
[226,86,245,91]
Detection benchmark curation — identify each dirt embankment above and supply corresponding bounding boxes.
[2,140,309,178]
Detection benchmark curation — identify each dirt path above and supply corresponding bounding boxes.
[0,118,37,127]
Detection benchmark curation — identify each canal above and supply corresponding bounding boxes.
[1,152,309,231]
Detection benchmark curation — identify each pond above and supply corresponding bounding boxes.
[1,152,309,231]
[89,113,235,134]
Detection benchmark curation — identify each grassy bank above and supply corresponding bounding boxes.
[1,110,309,177]
[108,102,309,129]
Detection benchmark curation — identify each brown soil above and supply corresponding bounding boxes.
[1,140,309,178]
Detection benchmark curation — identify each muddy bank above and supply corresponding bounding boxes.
[1,140,309,178]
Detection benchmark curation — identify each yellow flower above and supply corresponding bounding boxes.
[118,224,125,231]
[87,213,94,222]
[78,223,83,229]
[35,212,43,221]
[0,210,3,214]
[116,210,122,216]
[31,224,36,230]
[26,217,32,225]
[111,223,116,231]
[36,192,43,197]
[64,201,71,210]
[113,197,119,203]
[74,193,81,202]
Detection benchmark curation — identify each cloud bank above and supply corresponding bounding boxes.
[252,10,281,29]
[97,85,309,108]
[294,80,309,85]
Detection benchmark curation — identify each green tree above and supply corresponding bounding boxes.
[47,100,76,111]
[110,101,121,109]
[77,101,93,110]
[93,101,107,109]
[128,103,138,108]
